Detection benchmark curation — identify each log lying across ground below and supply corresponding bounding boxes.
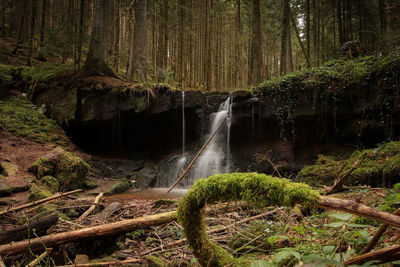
[0,214,58,244]
[0,211,176,256]
[344,245,400,265]
[0,189,82,216]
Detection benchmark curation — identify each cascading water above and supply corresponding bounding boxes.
[189,95,233,182]
[155,94,233,188]
[174,91,187,180]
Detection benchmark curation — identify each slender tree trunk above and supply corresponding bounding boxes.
[82,0,116,77]
[280,0,288,75]
[1,0,6,35]
[126,3,134,81]
[306,0,310,60]
[114,0,120,72]
[132,0,147,82]
[337,0,343,46]
[27,0,37,66]
[378,0,386,35]
[235,0,242,88]
[286,6,293,73]
[13,0,27,54]
[39,0,46,46]
[77,0,85,69]
[250,0,261,85]
[358,0,363,44]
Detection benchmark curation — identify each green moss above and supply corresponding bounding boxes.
[28,184,53,202]
[56,148,90,190]
[0,96,66,144]
[29,147,90,191]
[28,158,54,178]
[297,141,400,187]
[255,50,400,140]
[177,173,320,267]
[105,178,131,195]
[145,255,167,267]
[83,180,98,190]
[40,175,59,193]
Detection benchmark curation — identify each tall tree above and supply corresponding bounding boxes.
[27,0,37,66]
[249,0,262,85]
[82,0,116,77]
[378,0,387,35]
[280,0,288,75]
[131,0,147,82]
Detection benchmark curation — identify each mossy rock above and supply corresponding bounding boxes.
[28,147,90,191]
[83,180,98,190]
[105,178,131,195]
[28,184,53,202]
[297,141,400,187]
[40,175,59,193]
[145,255,167,267]
[29,158,55,178]
[0,161,18,176]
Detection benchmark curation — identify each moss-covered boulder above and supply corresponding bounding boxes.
[28,184,53,202]
[40,175,59,193]
[29,147,90,191]
[134,164,157,188]
[145,255,167,267]
[297,141,400,187]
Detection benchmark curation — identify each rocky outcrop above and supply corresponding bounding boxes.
[28,52,400,183]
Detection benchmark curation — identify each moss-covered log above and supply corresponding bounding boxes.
[177,173,400,267]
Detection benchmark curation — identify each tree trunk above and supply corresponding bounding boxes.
[39,0,46,46]
[280,0,288,75]
[12,0,27,55]
[378,0,386,35]
[0,214,58,245]
[114,0,120,72]
[132,0,147,82]
[337,0,343,45]
[27,0,37,66]
[250,0,261,85]
[306,0,310,60]
[77,0,85,70]
[0,211,176,256]
[82,0,116,78]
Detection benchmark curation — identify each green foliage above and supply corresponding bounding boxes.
[0,96,66,144]
[297,141,400,187]
[177,173,320,267]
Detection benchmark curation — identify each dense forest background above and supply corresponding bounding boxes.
[1,0,400,90]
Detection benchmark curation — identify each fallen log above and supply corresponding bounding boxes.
[91,201,121,222]
[361,208,400,254]
[344,245,400,265]
[76,192,104,223]
[0,189,82,216]
[0,211,176,256]
[0,214,58,244]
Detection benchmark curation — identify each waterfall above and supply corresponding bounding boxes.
[190,95,233,180]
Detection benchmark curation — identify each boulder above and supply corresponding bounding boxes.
[134,164,157,188]
[29,147,90,191]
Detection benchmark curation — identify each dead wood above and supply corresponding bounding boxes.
[76,192,104,223]
[0,214,58,244]
[91,201,121,222]
[288,205,303,224]
[0,256,5,267]
[344,245,400,265]
[361,208,400,254]
[0,189,82,216]
[26,248,53,267]
[0,211,176,256]
[323,159,361,195]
